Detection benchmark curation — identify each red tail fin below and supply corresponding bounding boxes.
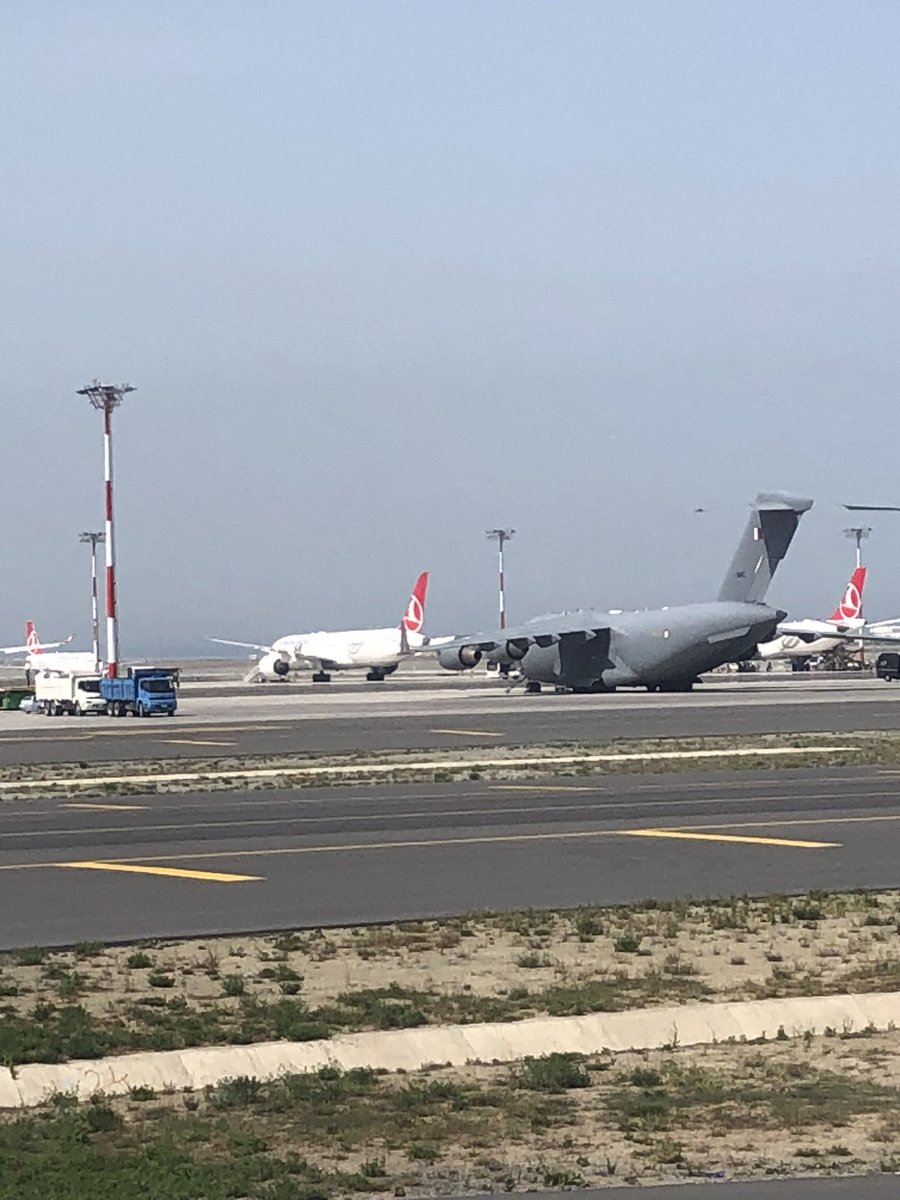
[25,622,41,654]
[402,572,429,633]
[829,566,867,622]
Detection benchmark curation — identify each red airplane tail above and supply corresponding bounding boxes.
[25,621,41,654]
[402,572,429,634]
[829,566,867,622]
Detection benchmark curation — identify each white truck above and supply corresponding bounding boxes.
[35,673,107,716]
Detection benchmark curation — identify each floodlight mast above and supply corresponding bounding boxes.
[79,531,105,673]
[844,525,872,571]
[76,382,135,678]
[486,528,515,630]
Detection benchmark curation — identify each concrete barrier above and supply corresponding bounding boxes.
[1,989,898,1109]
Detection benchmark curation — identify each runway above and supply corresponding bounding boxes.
[2,764,900,947]
[0,675,899,765]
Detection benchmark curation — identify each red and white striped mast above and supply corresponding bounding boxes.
[486,527,515,630]
[77,382,135,679]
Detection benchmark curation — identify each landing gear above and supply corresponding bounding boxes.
[312,672,332,683]
[366,670,386,682]
[524,680,542,694]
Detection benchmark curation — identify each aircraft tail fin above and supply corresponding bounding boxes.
[402,572,429,634]
[717,492,813,604]
[828,565,867,623]
[25,622,41,654]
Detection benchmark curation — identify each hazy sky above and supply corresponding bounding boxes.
[2,2,899,655]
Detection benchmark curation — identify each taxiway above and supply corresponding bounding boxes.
[1,765,899,947]
[0,675,897,765]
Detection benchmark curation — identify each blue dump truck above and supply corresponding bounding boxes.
[100,667,178,717]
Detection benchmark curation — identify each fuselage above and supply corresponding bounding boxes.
[513,601,783,691]
[273,627,427,671]
[757,616,864,660]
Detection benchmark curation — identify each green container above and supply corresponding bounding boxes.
[1,689,34,709]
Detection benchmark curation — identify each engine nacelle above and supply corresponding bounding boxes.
[437,645,482,671]
[256,652,292,680]
[505,639,529,661]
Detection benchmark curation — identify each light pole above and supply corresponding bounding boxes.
[79,532,105,673]
[77,382,135,678]
[486,528,515,630]
[844,525,872,571]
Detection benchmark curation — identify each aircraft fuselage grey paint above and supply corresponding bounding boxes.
[438,492,812,693]
[511,601,782,690]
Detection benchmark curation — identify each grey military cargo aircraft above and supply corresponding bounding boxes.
[436,492,813,693]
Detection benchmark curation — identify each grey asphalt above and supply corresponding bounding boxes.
[1,675,899,764]
[534,1179,899,1198]
[2,764,899,947]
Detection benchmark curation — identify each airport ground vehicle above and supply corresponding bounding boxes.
[100,668,177,717]
[875,653,900,681]
[0,687,34,710]
[35,674,106,716]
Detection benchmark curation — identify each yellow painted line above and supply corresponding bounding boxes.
[430,728,504,738]
[57,861,261,883]
[623,828,838,850]
[61,802,148,812]
[0,814,847,876]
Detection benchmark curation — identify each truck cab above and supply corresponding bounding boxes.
[100,668,178,717]
[35,673,107,716]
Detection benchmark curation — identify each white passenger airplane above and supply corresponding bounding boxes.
[0,623,97,680]
[211,572,434,682]
[756,567,867,660]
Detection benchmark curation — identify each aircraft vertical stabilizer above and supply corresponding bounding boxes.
[717,492,813,604]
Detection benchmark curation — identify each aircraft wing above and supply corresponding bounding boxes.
[207,637,277,655]
[432,615,613,655]
[0,636,72,655]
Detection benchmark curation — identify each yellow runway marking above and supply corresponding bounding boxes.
[430,728,504,738]
[624,829,838,850]
[61,803,148,812]
[57,861,261,883]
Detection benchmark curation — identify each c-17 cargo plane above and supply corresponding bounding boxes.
[434,492,813,693]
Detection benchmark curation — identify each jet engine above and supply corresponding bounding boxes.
[254,652,292,680]
[437,645,482,671]
[505,639,529,661]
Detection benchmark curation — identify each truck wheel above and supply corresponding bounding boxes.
[136,702,146,718]
[46,701,55,717]
[74,703,83,717]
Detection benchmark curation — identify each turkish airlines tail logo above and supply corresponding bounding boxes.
[402,572,429,633]
[25,622,41,654]
[829,566,867,622]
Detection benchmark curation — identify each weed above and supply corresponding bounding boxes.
[222,974,246,997]
[147,972,175,989]
[614,934,642,953]
[516,1053,591,1092]
[408,1143,439,1161]
[11,947,46,967]
[125,951,154,970]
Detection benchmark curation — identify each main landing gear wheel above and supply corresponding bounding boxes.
[524,680,542,694]
[366,670,386,682]
[312,672,332,683]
